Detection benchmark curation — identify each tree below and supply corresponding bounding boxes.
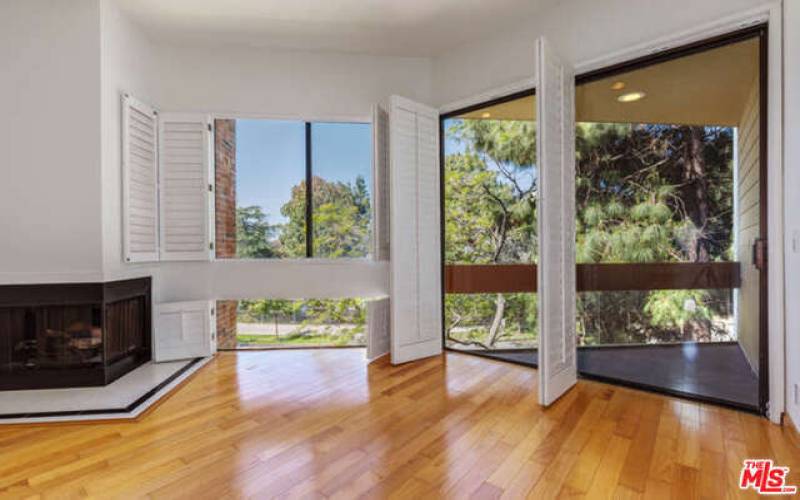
[444,118,734,348]
[278,175,371,258]
[312,175,371,258]
[444,119,537,348]
[574,123,733,344]
[237,175,372,335]
[236,206,279,258]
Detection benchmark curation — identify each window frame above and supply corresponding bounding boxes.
[213,113,373,262]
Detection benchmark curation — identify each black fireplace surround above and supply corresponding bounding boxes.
[0,277,152,390]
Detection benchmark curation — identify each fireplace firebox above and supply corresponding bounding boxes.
[0,277,152,390]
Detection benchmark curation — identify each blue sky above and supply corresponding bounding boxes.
[236,120,372,224]
[443,118,465,155]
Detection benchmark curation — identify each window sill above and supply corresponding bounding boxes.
[212,257,381,266]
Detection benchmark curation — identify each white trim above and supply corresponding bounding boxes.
[0,271,105,284]
[575,5,772,75]
[210,111,370,124]
[212,257,375,266]
[439,77,536,115]
[765,2,784,424]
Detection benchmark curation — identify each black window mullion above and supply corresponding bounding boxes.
[305,122,313,258]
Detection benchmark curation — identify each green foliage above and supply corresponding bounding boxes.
[233,115,738,348]
[444,118,735,348]
[236,206,279,258]
[573,123,733,344]
[444,119,538,347]
[313,175,371,258]
[237,329,362,347]
[239,298,365,325]
[237,298,366,347]
[235,173,371,344]
[644,290,714,331]
[277,175,371,258]
[446,293,537,348]
[276,183,308,258]
[445,120,537,265]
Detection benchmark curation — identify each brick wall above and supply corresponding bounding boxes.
[215,119,237,258]
[216,300,238,350]
[214,119,238,349]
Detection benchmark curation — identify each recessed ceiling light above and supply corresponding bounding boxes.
[481,112,491,118]
[617,91,646,103]
[610,81,626,90]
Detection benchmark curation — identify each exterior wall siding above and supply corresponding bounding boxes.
[736,78,760,374]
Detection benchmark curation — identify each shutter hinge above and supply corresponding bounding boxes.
[208,184,213,192]
[209,242,215,251]
[753,238,767,271]
[208,123,212,132]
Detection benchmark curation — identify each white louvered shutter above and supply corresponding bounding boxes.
[367,297,390,362]
[122,95,159,262]
[153,301,215,362]
[536,37,578,406]
[372,103,390,261]
[158,113,214,261]
[389,96,442,364]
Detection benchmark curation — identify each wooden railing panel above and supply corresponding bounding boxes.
[444,262,741,294]
[445,265,536,294]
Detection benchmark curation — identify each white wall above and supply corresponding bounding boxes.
[783,0,800,427]
[100,0,159,284]
[0,0,104,283]
[100,12,425,301]
[432,0,773,106]
[153,43,434,119]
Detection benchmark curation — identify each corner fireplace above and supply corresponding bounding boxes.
[0,277,152,390]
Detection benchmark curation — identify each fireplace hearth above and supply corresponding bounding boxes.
[0,277,151,390]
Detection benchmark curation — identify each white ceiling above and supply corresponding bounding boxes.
[114,0,557,57]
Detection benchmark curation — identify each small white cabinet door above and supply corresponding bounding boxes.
[153,301,214,362]
[536,37,578,406]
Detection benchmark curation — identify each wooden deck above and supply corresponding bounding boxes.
[1,349,798,498]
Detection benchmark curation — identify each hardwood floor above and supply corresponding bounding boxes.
[1,349,799,499]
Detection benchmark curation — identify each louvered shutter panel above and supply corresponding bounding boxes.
[536,37,578,406]
[367,297,390,361]
[122,95,159,262]
[389,96,442,364]
[372,104,390,260]
[153,301,214,362]
[158,113,214,261]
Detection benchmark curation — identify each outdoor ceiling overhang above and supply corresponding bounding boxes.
[457,37,758,128]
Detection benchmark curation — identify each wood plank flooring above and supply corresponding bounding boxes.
[1,349,799,499]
